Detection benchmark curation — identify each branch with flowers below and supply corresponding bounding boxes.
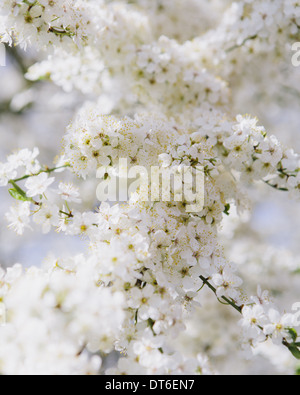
[0,0,300,376]
[199,276,300,360]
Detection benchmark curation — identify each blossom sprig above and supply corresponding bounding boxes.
[200,276,300,360]
[5,156,70,206]
[0,149,78,234]
[193,0,300,77]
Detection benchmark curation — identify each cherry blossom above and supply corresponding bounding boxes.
[0,0,300,376]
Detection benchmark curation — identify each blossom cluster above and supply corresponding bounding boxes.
[0,260,125,375]
[0,0,97,50]
[0,0,300,375]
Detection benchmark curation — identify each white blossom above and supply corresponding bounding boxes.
[25,173,55,198]
[5,202,31,235]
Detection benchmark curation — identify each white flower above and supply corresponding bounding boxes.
[264,309,295,344]
[5,202,31,235]
[69,212,98,237]
[258,136,283,168]
[33,204,60,234]
[281,149,299,172]
[0,163,17,187]
[128,285,155,320]
[250,286,270,307]
[241,305,266,331]
[287,172,300,189]
[7,148,40,174]
[132,329,166,369]
[212,269,243,300]
[25,173,55,197]
[57,183,81,203]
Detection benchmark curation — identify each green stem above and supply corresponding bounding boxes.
[12,164,70,183]
[225,35,258,53]
[59,210,73,218]
[8,180,40,205]
[264,180,289,192]
[200,276,242,314]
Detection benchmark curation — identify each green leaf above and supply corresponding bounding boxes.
[288,344,300,360]
[8,188,30,202]
[8,180,31,202]
[223,204,230,216]
[288,328,298,343]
